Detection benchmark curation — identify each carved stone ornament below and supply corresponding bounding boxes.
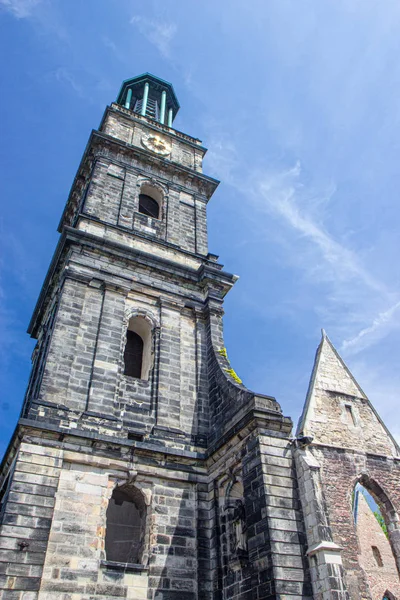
[141,133,171,156]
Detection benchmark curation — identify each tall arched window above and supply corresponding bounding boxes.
[124,331,143,378]
[123,315,153,380]
[105,486,146,564]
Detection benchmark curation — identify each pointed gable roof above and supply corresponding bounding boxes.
[297,331,399,457]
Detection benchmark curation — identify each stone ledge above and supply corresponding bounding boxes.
[100,560,148,572]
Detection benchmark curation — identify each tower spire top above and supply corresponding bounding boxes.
[116,72,180,127]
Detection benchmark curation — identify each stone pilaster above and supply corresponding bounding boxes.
[155,299,183,431]
[294,447,348,600]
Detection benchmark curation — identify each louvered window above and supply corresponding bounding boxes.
[146,98,159,120]
[134,98,143,114]
[139,194,160,219]
[124,330,144,378]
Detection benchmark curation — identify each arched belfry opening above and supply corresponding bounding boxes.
[105,485,147,565]
[123,315,153,380]
[352,479,400,598]
[138,182,162,220]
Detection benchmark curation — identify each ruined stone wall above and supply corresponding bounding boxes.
[356,492,400,599]
[313,445,400,598]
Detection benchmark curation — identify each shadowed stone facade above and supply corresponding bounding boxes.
[0,73,399,600]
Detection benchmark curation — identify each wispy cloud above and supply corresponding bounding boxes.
[256,163,384,294]
[206,129,399,356]
[130,15,177,59]
[342,300,400,355]
[54,67,83,96]
[0,0,43,18]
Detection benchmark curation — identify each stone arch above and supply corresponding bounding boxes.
[383,590,397,600]
[136,178,167,220]
[105,484,147,564]
[351,474,400,597]
[122,309,159,380]
[104,476,152,567]
[357,473,400,569]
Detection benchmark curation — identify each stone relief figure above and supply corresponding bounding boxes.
[233,499,247,555]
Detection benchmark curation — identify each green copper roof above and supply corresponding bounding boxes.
[116,72,180,116]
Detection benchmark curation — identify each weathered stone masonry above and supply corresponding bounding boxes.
[1,73,399,600]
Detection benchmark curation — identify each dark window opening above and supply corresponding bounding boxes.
[139,194,159,219]
[124,330,143,378]
[345,404,356,426]
[105,487,146,564]
[372,545,383,567]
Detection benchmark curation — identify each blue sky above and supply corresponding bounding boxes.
[1,0,400,456]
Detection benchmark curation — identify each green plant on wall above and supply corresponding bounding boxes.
[218,347,243,384]
[374,510,388,539]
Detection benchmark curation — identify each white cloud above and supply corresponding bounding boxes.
[205,126,399,356]
[342,300,400,355]
[53,67,84,97]
[130,15,177,59]
[0,0,43,18]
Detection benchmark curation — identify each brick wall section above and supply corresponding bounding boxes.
[8,441,202,600]
[194,198,208,256]
[295,448,349,600]
[179,310,198,436]
[118,170,136,229]
[84,159,122,227]
[156,301,182,431]
[312,446,400,599]
[356,492,400,599]
[0,442,62,600]
[39,278,86,411]
[86,286,126,417]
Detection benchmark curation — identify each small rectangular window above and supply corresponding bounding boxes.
[345,405,356,426]
[372,545,383,567]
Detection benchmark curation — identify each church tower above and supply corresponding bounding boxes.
[0,74,312,600]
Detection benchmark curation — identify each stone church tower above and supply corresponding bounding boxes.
[0,73,400,600]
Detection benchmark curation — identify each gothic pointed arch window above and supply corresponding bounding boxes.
[105,485,147,564]
[352,479,400,599]
[123,315,153,380]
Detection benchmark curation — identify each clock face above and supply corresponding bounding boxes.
[141,133,171,156]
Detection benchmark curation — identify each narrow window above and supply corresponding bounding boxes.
[139,194,159,219]
[372,545,383,567]
[105,487,146,564]
[124,330,143,378]
[345,404,356,426]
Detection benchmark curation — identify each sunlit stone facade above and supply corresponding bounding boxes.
[0,74,399,600]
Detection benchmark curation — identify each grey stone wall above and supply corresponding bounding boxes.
[0,86,322,600]
[0,441,63,599]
